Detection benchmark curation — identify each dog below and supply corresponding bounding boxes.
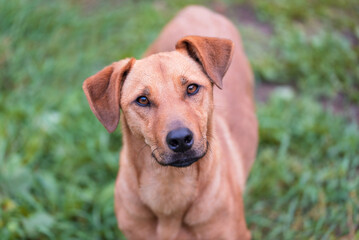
[83,5,258,240]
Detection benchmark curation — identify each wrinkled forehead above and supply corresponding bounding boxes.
[124,51,209,90]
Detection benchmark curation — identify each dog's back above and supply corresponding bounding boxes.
[146,6,258,185]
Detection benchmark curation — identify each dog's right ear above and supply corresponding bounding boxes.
[82,58,135,133]
[176,36,234,89]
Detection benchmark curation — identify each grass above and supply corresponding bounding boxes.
[0,0,358,239]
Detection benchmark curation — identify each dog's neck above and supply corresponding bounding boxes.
[119,114,220,218]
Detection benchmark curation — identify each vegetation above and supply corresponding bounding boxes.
[1,0,358,239]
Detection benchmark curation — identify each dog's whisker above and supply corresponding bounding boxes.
[175,166,186,176]
[150,148,160,163]
[180,63,191,77]
[135,143,148,160]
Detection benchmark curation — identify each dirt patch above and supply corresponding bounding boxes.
[320,94,359,124]
[255,82,284,103]
[225,3,273,36]
[256,83,359,124]
[342,30,359,47]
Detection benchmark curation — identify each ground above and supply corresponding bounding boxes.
[0,0,358,239]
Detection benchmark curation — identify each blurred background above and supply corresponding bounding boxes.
[0,0,358,239]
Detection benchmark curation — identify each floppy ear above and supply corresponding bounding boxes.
[175,36,234,89]
[82,58,135,133]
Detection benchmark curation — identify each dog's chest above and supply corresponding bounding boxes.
[139,168,199,216]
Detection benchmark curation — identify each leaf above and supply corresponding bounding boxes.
[22,212,54,238]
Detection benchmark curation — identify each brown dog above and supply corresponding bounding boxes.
[83,5,258,240]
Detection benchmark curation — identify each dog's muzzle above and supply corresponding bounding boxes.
[152,141,208,168]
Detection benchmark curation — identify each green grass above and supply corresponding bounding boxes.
[0,0,358,239]
[247,92,359,239]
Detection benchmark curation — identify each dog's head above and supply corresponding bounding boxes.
[83,36,233,167]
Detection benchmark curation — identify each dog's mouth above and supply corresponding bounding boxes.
[152,142,208,168]
[166,157,201,168]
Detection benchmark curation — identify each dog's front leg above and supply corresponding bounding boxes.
[155,216,182,240]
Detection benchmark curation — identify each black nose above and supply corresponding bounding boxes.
[166,127,194,152]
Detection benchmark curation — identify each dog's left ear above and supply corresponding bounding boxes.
[175,36,234,89]
[82,58,135,133]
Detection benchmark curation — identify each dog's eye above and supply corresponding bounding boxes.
[187,84,199,95]
[136,96,150,106]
